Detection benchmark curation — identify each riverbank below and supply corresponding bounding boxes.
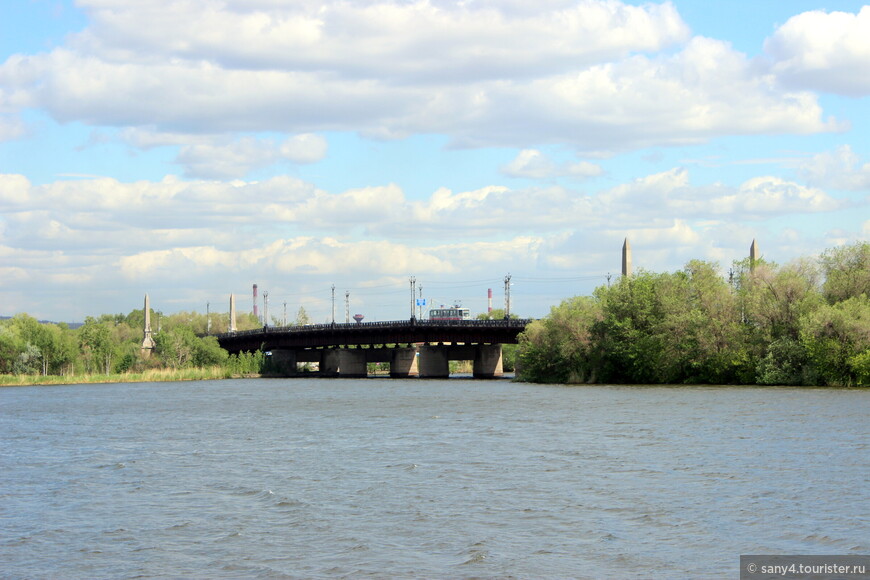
[0,367,259,387]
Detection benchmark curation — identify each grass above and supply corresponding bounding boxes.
[0,367,260,387]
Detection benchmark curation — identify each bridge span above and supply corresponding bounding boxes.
[216,318,530,379]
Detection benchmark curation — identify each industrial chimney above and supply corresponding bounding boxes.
[253,283,259,321]
[488,288,493,316]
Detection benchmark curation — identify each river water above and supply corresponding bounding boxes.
[1,378,867,579]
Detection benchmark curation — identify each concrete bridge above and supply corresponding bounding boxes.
[216,318,530,379]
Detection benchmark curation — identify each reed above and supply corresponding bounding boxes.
[0,366,259,387]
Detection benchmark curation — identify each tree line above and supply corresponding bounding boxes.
[517,241,869,386]
[0,308,268,378]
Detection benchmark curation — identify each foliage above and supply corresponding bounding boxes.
[295,306,311,326]
[476,308,519,320]
[518,242,869,386]
[0,307,256,380]
[3,241,867,386]
[819,241,869,303]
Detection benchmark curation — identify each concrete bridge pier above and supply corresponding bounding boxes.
[320,349,340,376]
[473,344,504,378]
[270,349,298,376]
[339,349,367,378]
[418,345,449,378]
[390,347,419,378]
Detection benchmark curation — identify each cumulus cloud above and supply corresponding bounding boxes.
[0,2,837,150]
[797,145,870,191]
[116,236,543,282]
[0,114,26,142]
[176,134,328,178]
[766,6,870,96]
[71,0,689,81]
[0,166,864,319]
[597,168,845,222]
[501,149,604,180]
[0,168,853,262]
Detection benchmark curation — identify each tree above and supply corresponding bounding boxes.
[592,271,675,383]
[153,327,198,369]
[819,241,869,303]
[518,296,602,383]
[79,317,114,374]
[0,324,23,374]
[295,306,311,326]
[800,296,870,386]
[739,258,823,342]
[193,336,229,367]
[476,308,519,320]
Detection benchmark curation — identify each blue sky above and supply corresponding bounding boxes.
[1,0,868,323]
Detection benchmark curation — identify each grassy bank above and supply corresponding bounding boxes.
[0,366,260,387]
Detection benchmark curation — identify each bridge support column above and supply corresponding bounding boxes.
[473,344,503,379]
[418,345,449,378]
[320,349,340,376]
[270,349,298,376]
[390,347,419,378]
[339,349,367,378]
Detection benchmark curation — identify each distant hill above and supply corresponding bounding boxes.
[0,315,83,329]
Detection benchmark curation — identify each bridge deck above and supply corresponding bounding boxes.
[216,318,530,354]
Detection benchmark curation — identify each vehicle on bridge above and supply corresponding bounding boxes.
[429,305,470,321]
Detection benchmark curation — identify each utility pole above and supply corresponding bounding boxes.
[345,290,350,323]
[418,285,423,319]
[331,284,336,324]
[504,273,512,319]
[263,291,269,327]
[409,276,416,320]
[606,272,612,288]
[283,301,287,326]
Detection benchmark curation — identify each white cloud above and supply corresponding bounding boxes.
[597,168,845,222]
[0,168,852,259]
[766,6,870,96]
[797,145,870,191]
[502,150,556,179]
[0,114,26,142]
[0,2,837,151]
[712,177,842,216]
[71,0,689,81]
[0,165,864,320]
[501,149,603,180]
[176,134,328,178]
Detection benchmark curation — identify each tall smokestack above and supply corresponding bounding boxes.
[488,288,493,315]
[141,293,155,356]
[622,238,632,278]
[253,284,259,321]
[750,239,759,273]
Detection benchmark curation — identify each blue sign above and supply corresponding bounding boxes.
[416,298,427,306]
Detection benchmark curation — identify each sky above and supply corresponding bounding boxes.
[1,0,869,324]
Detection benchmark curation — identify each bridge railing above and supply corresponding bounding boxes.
[217,318,531,338]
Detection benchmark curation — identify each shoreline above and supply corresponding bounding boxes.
[0,367,258,387]
[2,371,866,388]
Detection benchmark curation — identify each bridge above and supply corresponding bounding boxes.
[216,318,530,378]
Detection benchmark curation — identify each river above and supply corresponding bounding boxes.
[1,378,867,579]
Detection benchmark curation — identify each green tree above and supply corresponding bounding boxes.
[153,327,199,369]
[79,317,114,374]
[592,272,675,383]
[819,241,870,304]
[193,336,229,367]
[800,296,870,386]
[295,306,311,326]
[476,308,519,320]
[518,296,602,383]
[0,323,24,374]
